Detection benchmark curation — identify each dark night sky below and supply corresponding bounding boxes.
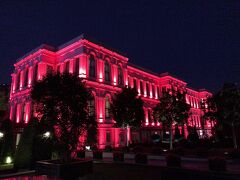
[0,0,240,92]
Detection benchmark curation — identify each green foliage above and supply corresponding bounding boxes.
[31,73,96,161]
[153,89,191,149]
[0,119,14,163]
[111,87,144,128]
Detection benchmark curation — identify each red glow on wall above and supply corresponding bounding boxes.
[10,36,214,149]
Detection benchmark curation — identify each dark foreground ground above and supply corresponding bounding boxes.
[1,160,240,180]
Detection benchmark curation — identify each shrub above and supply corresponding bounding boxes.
[151,147,162,155]
[166,154,181,167]
[209,157,226,171]
[93,150,103,160]
[113,152,124,162]
[76,150,85,158]
[135,153,148,164]
[104,145,113,152]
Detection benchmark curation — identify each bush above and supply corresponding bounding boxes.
[76,150,85,158]
[166,154,181,167]
[113,152,124,162]
[104,145,113,152]
[151,147,162,155]
[209,157,226,171]
[135,153,148,164]
[93,150,103,160]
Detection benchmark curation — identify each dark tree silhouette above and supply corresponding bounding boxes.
[111,87,144,146]
[204,83,240,149]
[153,89,190,150]
[31,73,96,161]
[0,119,14,163]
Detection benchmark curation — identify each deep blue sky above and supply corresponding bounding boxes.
[0,0,240,92]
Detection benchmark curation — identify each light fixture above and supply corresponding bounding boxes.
[0,132,4,138]
[43,131,50,138]
[5,156,12,164]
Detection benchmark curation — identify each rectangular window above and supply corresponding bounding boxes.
[65,61,70,73]
[152,85,155,98]
[134,79,137,90]
[106,131,111,143]
[146,83,150,97]
[119,132,124,142]
[47,65,53,75]
[16,73,20,90]
[140,81,144,95]
[24,68,28,87]
[34,64,38,83]
[57,65,60,73]
[75,58,79,76]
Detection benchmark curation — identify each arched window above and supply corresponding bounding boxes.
[89,55,96,78]
[104,61,111,83]
[24,68,29,87]
[88,96,95,117]
[105,96,111,119]
[118,65,123,85]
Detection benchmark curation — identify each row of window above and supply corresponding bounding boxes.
[57,55,124,85]
[129,77,160,99]
[14,64,38,91]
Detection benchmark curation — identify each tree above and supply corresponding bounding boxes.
[31,73,95,162]
[0,119,14,163]
[204,83,240,149]
[111,87,144,146]
[15,118,39,169]
[153,89,190,150]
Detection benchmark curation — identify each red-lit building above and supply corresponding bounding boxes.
[9,35,213,149]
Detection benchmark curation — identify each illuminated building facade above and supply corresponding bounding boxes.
[9,35,213,148]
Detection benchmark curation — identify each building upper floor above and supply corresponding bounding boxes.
[10,34,212,110]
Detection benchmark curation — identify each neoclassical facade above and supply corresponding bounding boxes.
[9,35,213,148]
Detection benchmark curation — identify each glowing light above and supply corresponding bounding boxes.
[163,149,167,152]
[25,114,28,124]
[0,132,4,138]
[43,131,50,138]
[85,146,91,151]
[157,122,160,126]
[5,156,12,164]
[151,122,155,126]
[99,73,103,82]
[145,122,149,126]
